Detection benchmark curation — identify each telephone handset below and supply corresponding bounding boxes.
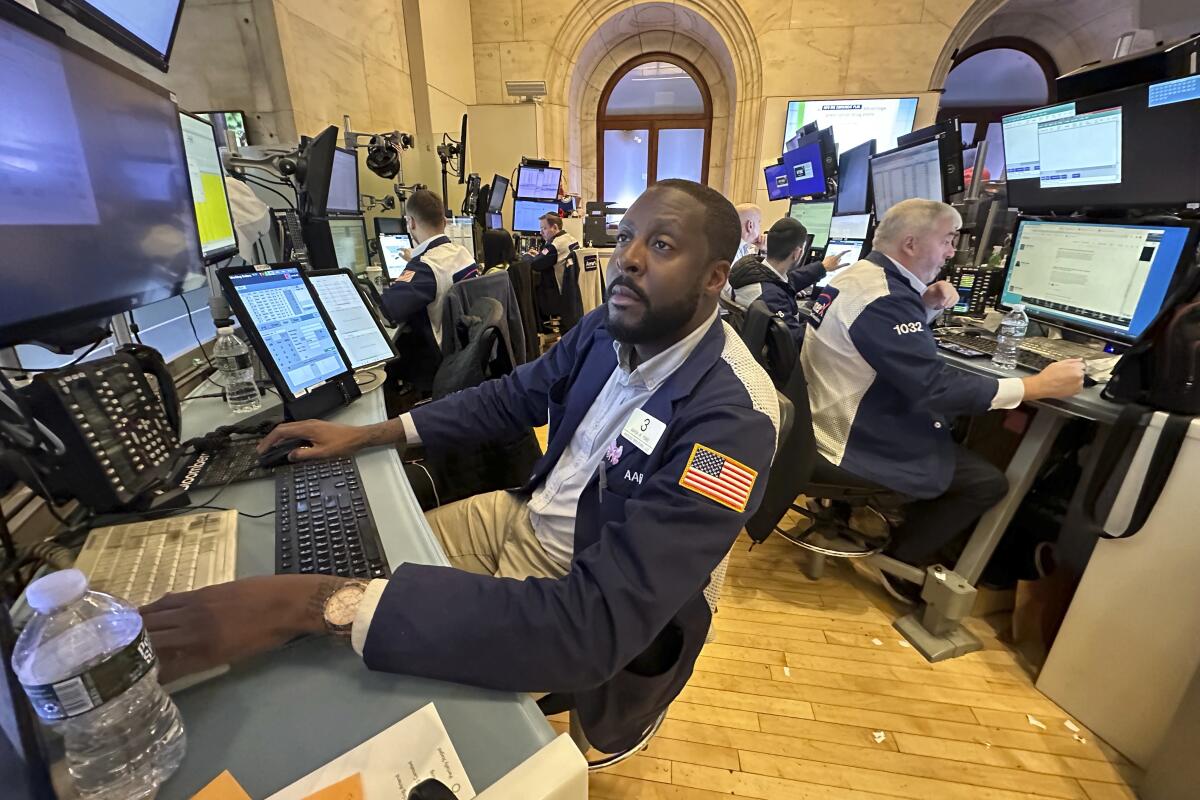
[284,210,311,269]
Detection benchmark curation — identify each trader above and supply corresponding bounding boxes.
[379,189,477,390]
[143,180,780,754]
[733,203,764,261]
[526,211,579,283]
[726,216,846,346]
[801,198,1085,598]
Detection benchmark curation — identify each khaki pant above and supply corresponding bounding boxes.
[424,490,568,580]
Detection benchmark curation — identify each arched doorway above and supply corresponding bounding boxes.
[597,54,713,207]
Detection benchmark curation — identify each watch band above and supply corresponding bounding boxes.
[322,579,370,637]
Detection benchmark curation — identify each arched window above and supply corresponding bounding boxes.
[598,55,712,207]
[940,38,1058,183]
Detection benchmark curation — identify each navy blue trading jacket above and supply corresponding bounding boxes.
[727,255,827,347]
[801,250,998,498]
[362,307,779,752]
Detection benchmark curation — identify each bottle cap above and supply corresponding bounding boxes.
[217,325,234,334]
[26,569,89,613]
[1012,304,1025,312]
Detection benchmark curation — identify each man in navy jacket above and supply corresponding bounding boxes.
[144,180,780,753]
[802,199,1084,583]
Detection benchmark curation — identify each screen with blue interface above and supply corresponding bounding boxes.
[309,273,393,369]
[783,141,826,197]
[227,268,348,396]
[513,199,558,232]
[1000,220,1192,342]
[764,163,790,201]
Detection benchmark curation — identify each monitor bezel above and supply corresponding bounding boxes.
[179,110,240,265]
[515,165,562,201]
[512,198,559,233]
[306,268,399,371]
[43,0,185,72]
[217,263,355,403]
[326,146,362,217]
[325,216,371,275]
[833,139,877,216]
[997,215,1200,344]
[869,138,949,218]
[488,174,511,213]
[788,199,837,250]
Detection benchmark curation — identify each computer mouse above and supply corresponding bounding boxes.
[257,438,312,469]
[408,780,456,800]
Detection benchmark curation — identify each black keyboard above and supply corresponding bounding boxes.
[936,333,1060,372]
[274,457,390,579]
[172,439,274,492]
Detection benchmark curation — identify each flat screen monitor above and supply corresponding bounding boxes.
[784,97,918,153]
[764,163,790,201]
[44,0,184,71]
[486,211,503,230]
[0,6,204,349]
[379,233,413,273]
[298,126,338,217]
[829,213,871,242]
[870,140,944,219]
[1004,81,1200,210]
[782,141,826,197]
[516,165,561,200]
[220,265,350,399]
[513,199,558,233]
[1000,219,1198,342]
[327,218,369,275]
[788,200,836,251]
[179,111,238,263]
[834,140,875,215]
[326,147,360,215]
[373,217,405,237]
[308,270,397,370]
[488,174,510,213]
[201,110,249,148]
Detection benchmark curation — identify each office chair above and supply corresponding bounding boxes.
[738,300,798,390]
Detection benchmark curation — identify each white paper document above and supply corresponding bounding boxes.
[267,703,476,799]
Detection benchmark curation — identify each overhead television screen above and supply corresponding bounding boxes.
[784,97,919,153]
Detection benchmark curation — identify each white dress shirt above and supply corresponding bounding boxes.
[882,254,1025,410]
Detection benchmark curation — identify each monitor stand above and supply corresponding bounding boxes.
[353,368,387,395]
[284,375,362,421]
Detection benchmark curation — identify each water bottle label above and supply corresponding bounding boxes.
[21,629,158,720]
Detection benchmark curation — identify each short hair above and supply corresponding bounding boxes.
[735,203,761,222]
[650,179,741,263]
[765,217,808,262]
[539,212,563,230]
[405,189,447,229]
[873,199,962,248]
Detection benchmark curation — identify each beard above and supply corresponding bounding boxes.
[605,275,703,344]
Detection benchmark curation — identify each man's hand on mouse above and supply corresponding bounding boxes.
[258,418,408,462]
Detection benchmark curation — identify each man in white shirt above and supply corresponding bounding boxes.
[801,199,1084,589]
[733,203,763,261]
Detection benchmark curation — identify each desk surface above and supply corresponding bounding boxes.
[939,351,1123,425]
[159,387,555,798]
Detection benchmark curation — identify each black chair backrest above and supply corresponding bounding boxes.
[432,296,509,399]
[742,300,799,390]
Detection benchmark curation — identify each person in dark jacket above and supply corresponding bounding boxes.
[142,179,780,754]
[727,216,846,346]
[481,227,517,274]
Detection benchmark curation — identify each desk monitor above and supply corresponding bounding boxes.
[179,111,238,263]
[834,140,876,215]
[788,200,836,251]
[516,165,561,200]
[308,270,398,370]
[327,218,370,275]
[379,233,413,273]
[44,0,184,71]
[870,139,944,219]
[784,97,918,153]
[764,163,790,202]
[0,5,204,349]
[783,141,827,198]
[219,265,351,401]
[487,174,510,213]
[513,199,558,233]
[486,211,503,230]
[999,218,1199,342]
[326,147,361,215]
[200,110,250,148]
[1001,102,1077,180]
[826,213,872,263]
[373,217,405,237]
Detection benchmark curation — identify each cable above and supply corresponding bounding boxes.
[180,291,216,370]
[243,176,297,210]
[0,337,106,373]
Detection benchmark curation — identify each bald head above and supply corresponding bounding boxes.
[735,203,763,246]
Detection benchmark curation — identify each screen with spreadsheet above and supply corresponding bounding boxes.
[225,267,348,397]
[788,200,835,250]
[870,140,943,219]
[309,272,394,369]
[179,112,237,261]
[328,218,369,274]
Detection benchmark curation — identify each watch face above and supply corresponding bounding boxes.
[326,584,365,627]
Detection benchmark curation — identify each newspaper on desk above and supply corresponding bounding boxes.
[266,703,476,800]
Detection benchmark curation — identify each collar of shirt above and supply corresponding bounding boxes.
[611,307,718,392]
[882,253,929,295]
[410,235,449,259]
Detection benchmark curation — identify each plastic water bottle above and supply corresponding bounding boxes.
[212,325,261,413]
[992,304,1030,370]
[12,570,186,799]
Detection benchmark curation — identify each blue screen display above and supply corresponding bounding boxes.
[764,163,790,201]
[513,199,558,233]
[228,268,348,396]
[783,141,826,197]
[1000,220,1192,342]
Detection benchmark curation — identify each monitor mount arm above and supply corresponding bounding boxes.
[436,135,465,218]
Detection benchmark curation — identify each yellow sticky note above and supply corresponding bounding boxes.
[302,773,364,800]
[191,770,252,800]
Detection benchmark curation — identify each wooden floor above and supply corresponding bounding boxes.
[550,533,1141,800]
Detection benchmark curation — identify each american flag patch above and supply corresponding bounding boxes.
[679,444,757,512]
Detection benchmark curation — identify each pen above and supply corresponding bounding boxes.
[598,461,607,502]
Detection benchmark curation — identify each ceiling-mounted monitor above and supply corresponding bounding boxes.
[784,97,918,153]
[43,0,185,72]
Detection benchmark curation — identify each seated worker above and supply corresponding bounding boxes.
[733,203,763,261]
[481,227,517,274]
[726,216,846,346]
[801,198,1084,598]
[525,211,579,281]
[142,179,781,754]
[381,189,478,389]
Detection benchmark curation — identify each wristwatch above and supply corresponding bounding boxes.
[322,580,370,637]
